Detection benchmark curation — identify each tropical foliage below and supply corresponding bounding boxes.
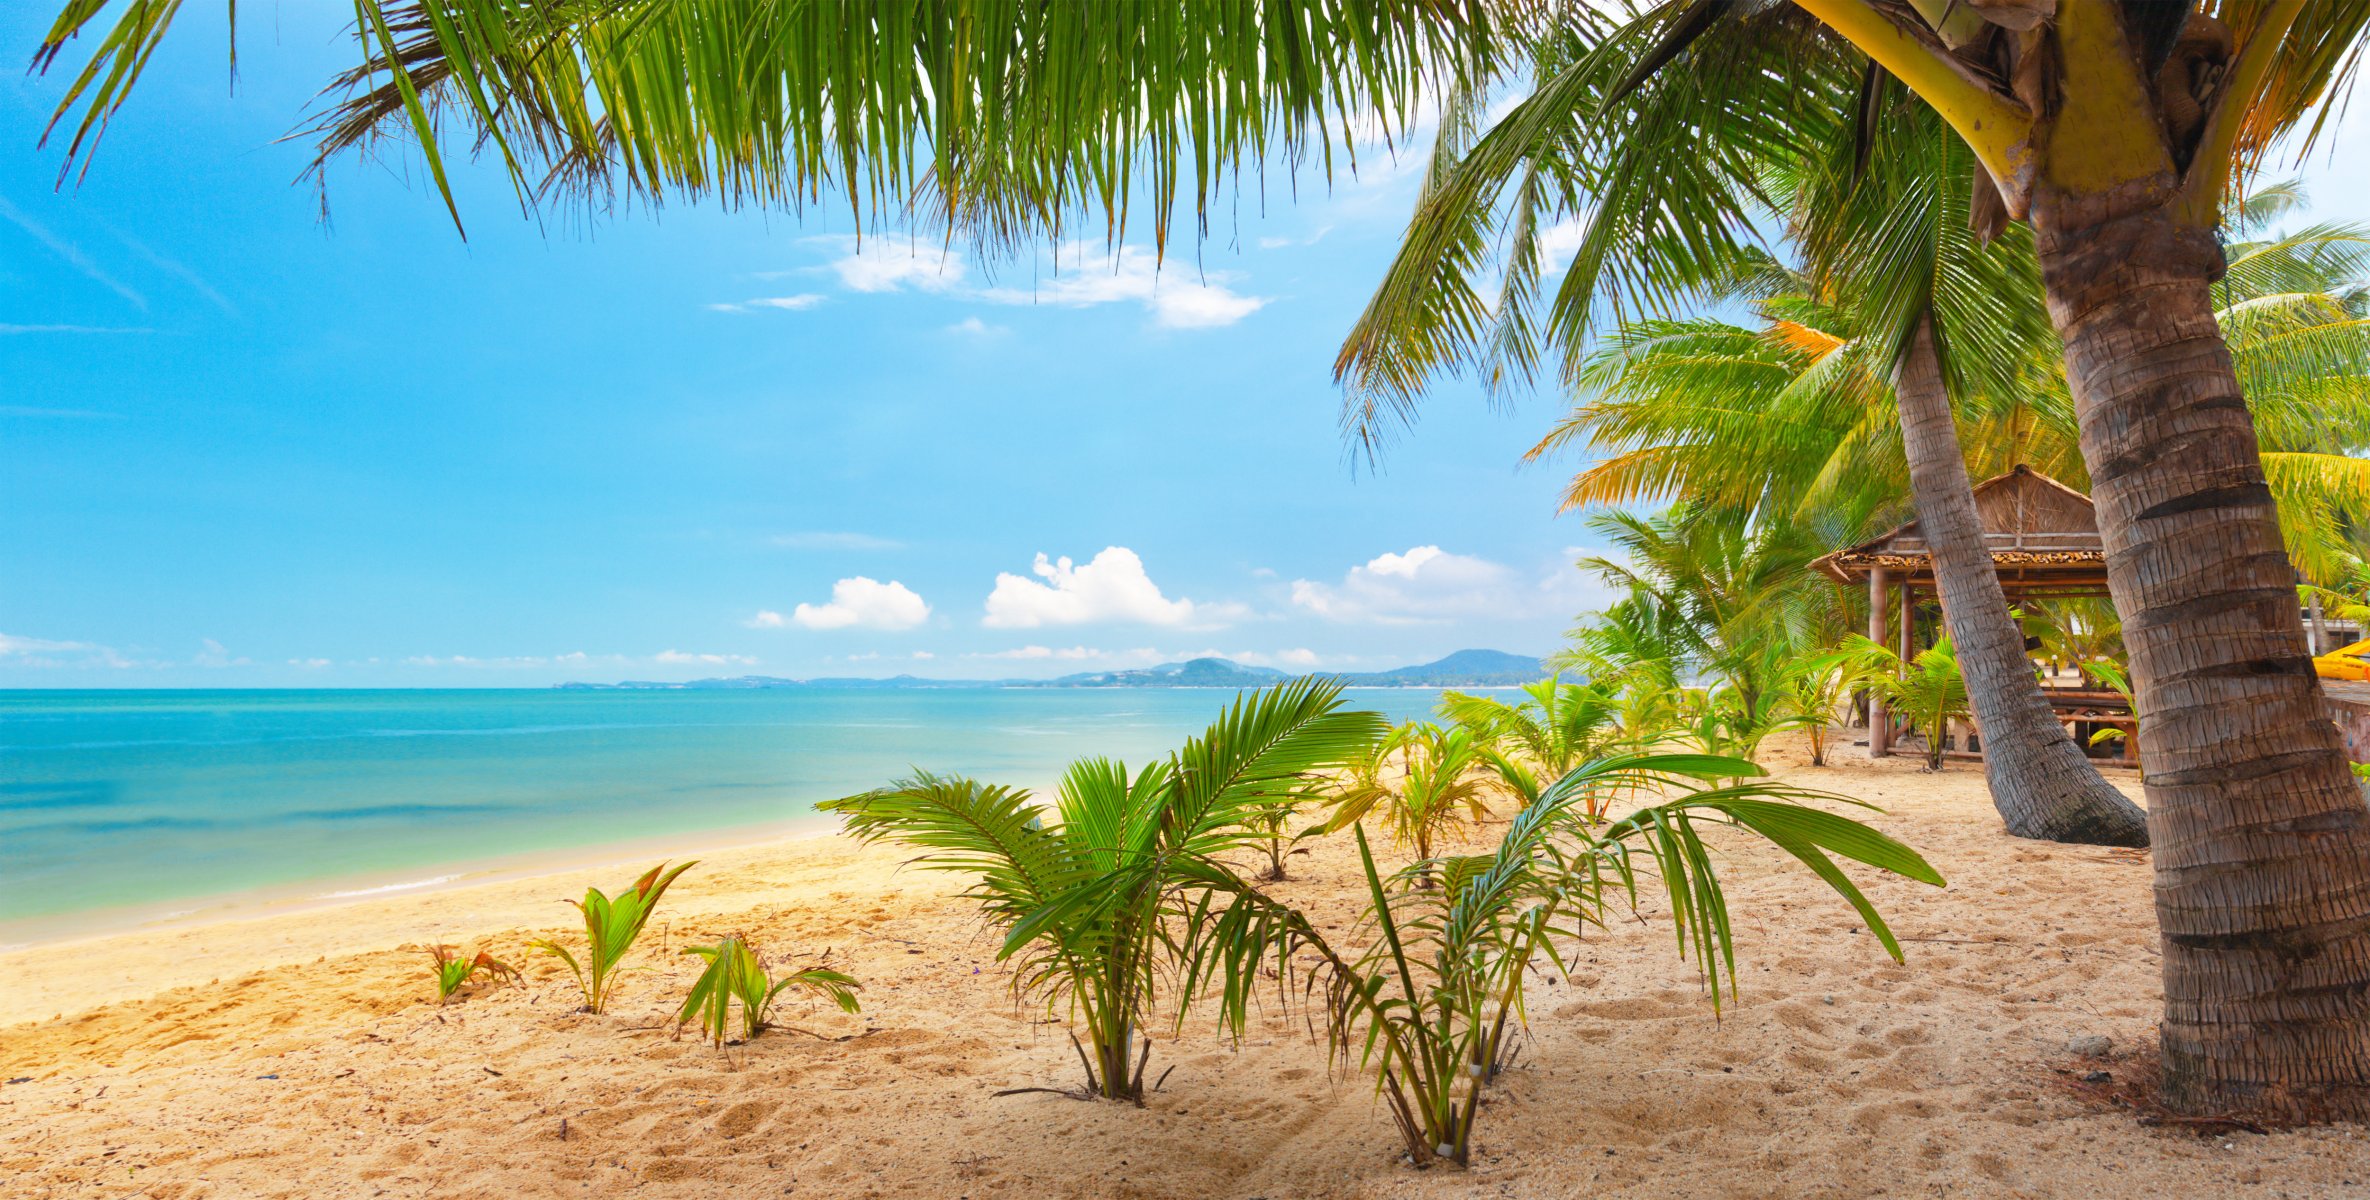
[1439,676,1616,812]
[1314,722,1491,882]
[822,679,1385,1101]
[1841,636,1972,773]
[1177,751,1945,1166]
[532,861,696,1015]
[676,935,859,1048]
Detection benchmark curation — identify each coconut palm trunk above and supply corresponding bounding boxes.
[1894,315,2150,846]
[2036,207,2370,1116]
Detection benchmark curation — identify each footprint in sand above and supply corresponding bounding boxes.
[714,1099,775,1139]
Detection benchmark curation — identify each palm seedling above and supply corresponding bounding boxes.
[824,679,1385,1102]
[676,935,860,1048]
[1314,722,1492,885]
[532,860,696,1014]
[427,944,520,1002]
[1440,676,1617,815]
[1843,636,1971,772]
[1169,751,1944,1168]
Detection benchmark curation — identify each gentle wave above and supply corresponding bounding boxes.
[315,874,461,900]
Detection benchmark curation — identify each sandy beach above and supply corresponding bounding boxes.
[5,737,2367,1199]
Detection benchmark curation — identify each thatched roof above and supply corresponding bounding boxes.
[1811,466,2109,596]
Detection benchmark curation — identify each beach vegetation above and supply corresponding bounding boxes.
[1439,677,1616,814]
[427,944,520,1002]
[677,935,859,1047]
[1166,751,1943,1167]
[1844,636,1971,773]
[1314,722,1491,885]
[824,679,1385,1102]
[533,860,696,1015]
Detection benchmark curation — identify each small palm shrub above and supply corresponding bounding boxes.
[1316,722,1491,883]
[1178,752,1943,1167]
[677,935,859,1047]
[1440,676,1617,812]
[428,944,520,1002]
[533,860,696,1014]
[1842,635,1971,771]
[825,679,1384,1101]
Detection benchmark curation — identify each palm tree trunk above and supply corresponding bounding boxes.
[2037,211,2370,1120]
[1894,314,2149,846]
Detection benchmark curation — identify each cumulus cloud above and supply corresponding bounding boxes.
[1537,217,1592,275]
[802,237,1266,330]
[983,547,1223,629]
[1290,546,1519,624]
[708,293,828,314]
[787,576,932,631]
[979,244,1267,328]
[815,236,970,294]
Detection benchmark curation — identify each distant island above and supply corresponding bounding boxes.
[557,648,1550,691]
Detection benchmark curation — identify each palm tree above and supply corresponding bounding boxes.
[1330,1,2370,1117]
[1314,721,1491,884]
[1180,750,1946,1165]
[1842,635,1974,772]
[1438,676,1617,814]
[37,0,2370,1123]
[822,679,1383,1101]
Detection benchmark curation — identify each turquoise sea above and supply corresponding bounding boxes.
[0,687,1461,943]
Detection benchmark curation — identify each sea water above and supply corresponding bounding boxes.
[0,687,1460,942]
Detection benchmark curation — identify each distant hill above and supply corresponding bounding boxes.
[556,650,1546,691]
[1337,649,1549,688]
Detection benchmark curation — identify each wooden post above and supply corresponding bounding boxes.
[1868,566,1890,758]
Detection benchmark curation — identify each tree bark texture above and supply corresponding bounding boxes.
[1895,314,2150,846]
[2036,210,2370,1120]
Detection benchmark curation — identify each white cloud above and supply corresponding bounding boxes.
[983,547,1217,629]
[911,650,936,660]
[193,638,250,668]
[1256,225,1333,250]
[981,644,1108,660]
[772,531,902,551]
[946,316,1009,337]
[289,657,332,669]
[746,610,790,629]
[1537,216,1593,275]
[0,633,93,656]
[1291,546,1519,624]
[789,576,932,631]
[979,244,1267,328]
[655,650,759,666]
[816,235,970,294]
[709,293,828,314]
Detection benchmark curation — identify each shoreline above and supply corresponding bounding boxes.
[0,812,848,1026]
[0,812,844,955]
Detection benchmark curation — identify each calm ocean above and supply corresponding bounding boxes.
[0,687,1459,942]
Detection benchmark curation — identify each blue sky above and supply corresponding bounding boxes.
[5,10,2367,687]
[0,6,1620,686]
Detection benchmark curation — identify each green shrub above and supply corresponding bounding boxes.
[1179,752,1943,1166]
[532,860,695,1014]
[677,935,859,1047]
[825,679,1384,1101]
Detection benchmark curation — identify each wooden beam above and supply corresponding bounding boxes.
[1869,565,1891,758]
